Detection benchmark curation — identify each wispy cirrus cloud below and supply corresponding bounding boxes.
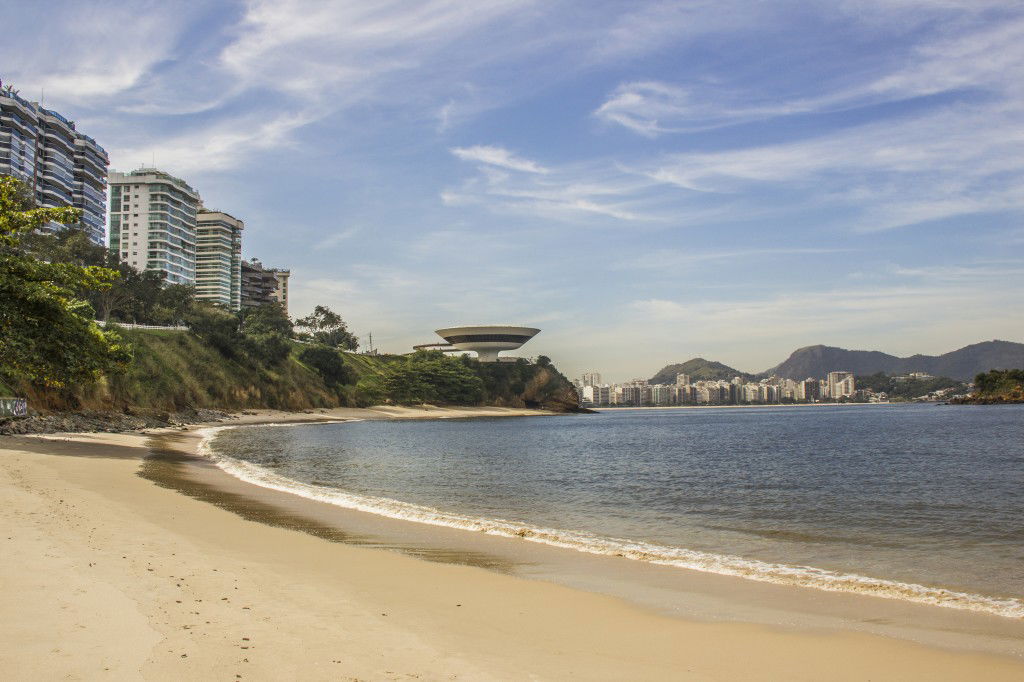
[111,109,321,175]
[444,148,665,222]
[639,100,1024,230]
[617,247,850,269]
[451,145,550,174]
[1,1,204,104]
[595,10,1024,136]
[315,227,361,250]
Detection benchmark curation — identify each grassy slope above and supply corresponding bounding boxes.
[18,330,579,413]
[22,331,340,413]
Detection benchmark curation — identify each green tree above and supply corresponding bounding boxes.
[296,304,358,350]
[298,345,357,387]
[0,175,129,387]
[91,262,163,322]
[21,225,106,268]
[185,303,242,358]
[238,304,293,366]
[153,283,195,325]
[361,351,484,405]
[240,303,292,335]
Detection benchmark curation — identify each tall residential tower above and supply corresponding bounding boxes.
[0,87,109,244]
[195,209,244,310]
[108,169,200,285]
[240,258,291,314]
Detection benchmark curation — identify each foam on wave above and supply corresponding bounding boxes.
[195,424,1024,620]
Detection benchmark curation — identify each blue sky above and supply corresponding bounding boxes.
[3,0,1023,380]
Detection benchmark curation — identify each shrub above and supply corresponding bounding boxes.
[299,345,357,386]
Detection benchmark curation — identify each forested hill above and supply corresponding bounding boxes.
[646,340,1024,385]
[763,341,1024,381]
[648,358,753,384]
[955,369,1024,404]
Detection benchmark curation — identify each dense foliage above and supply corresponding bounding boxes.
[22,223,195,325]
[295,305,359,350]
[355,351,485,406]
[0,175,129,388]
[970,369,1024,402]
[855,372,966,400]
[298,345,358,387]
[649,357,752,384]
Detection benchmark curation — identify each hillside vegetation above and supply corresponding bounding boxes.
[13,329,580,415]
[0,178,579,422]
[956,369,1024,404]
[764,341,1024,381]
[854,373,966,401]
[648,340,1024,384]
[648,357,752,384]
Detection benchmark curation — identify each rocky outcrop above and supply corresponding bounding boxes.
[0,408,231,436]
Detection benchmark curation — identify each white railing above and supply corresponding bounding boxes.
[95,320,188,331]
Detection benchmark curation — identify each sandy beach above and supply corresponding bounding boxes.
[2,406,1023,680]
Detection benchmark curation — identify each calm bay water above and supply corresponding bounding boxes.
[206,404,1024,617]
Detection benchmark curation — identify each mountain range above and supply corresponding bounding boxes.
[648,340,1024,384]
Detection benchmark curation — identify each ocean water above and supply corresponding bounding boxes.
[203,404,1024,618]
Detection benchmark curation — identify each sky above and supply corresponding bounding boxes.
[2,0,1023,380]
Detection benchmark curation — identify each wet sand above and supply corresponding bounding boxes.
[2,405,1023,680]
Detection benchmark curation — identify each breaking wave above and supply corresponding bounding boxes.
[195,424,1024,620]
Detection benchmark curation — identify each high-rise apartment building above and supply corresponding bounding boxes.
[799,378,820,401]
[827,371,855,399]
[108,169,200,285]
[195,209,244,310]
[1,86,109,244]
[240,258,291,314]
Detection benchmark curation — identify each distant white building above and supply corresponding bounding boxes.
[827,371,856,398]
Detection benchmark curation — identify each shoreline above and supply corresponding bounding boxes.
[593,401,896,411]
[199,414,1024,622]
[3,406,1023,679]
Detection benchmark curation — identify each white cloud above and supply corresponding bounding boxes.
[638,101,1024,230]
[596,12,1024,136]
[446,147,676,223]
[618,247,849,269]
[0,2,201,106]
[109,109,319,175]
[450,145,549,174]
[315,227,360,250]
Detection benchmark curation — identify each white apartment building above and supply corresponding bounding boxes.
[195,209,244,310]
[827,371,856,399]
[108,169,200,285]
[650,384,673,405]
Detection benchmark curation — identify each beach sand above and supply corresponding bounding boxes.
[2,406,1023,680]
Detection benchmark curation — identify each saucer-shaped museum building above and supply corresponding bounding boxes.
[434,325,541,362]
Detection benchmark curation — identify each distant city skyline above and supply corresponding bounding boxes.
[3,0,1023,380]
